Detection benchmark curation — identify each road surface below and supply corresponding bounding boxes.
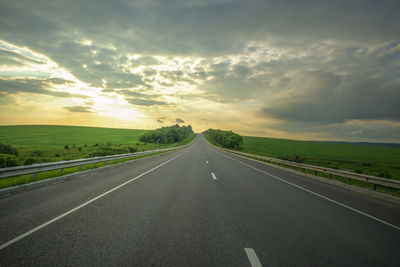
[1,135,399,266]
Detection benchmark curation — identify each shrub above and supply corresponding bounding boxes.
[24,157,41,165]
[0,143,18,156]
[378,171,392,179]
[55,153,60,157]
[278,153,306,163]
[31,150,44,156]
[64,145,70,150]
[204,129,243,149]
[0,154,18,168]
[88,146,130,157]
[140,124,194,144]
[128,146,137,153]
[78,147,82,152]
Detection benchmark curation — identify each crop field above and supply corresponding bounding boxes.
[0,125,195,165]
[241,136,400,180]
[0,125,195,189]
[0,125,147,146]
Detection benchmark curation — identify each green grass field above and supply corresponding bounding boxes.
[0,125,147,146]
[0,125,195,165]
[240,136,400,180]
[0,125,196,189]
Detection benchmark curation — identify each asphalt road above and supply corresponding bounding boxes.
[0,135,399,266]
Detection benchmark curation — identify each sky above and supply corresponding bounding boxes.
[0,0,399,142]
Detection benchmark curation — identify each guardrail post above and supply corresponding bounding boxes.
[347,178,351,183]
[373,184,377,190]
[106,161,108,165]
[60,168,63,174]
[314,171,317,175]
[32,173,36,179]
[94,162,97,167]
[79,165,83,171]
[329,174,332,179]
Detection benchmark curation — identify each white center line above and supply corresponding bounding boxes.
[0,150,189,251]
[244,248,262,267]
[211,172,217,180]
[217,150,400,232]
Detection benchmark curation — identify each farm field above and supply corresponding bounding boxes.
[241,136,400,180]
[0,125,195,165]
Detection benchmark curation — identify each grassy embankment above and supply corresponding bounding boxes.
[0,125,195,189]
[205,134,400,196]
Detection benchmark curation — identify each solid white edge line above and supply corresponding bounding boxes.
[244,248,263,267]
[0,149,189,251]
[211,172,217,180]
[217,150,400,232]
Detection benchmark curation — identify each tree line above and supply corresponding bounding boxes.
[139,124,193,144]
[204,129,243,149]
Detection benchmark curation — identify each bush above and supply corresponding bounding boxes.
[78,147,82,152]
[204,129,243,149]
[89,146,130,157]
[0,143,18,156]
[378,171,392,179]
[64,145,70,150]
[55,153,60,157]
[31,150,44,156]
[0,153,18,168]
[128,147,137,153]
[24,157,41,165]
[140,124,194,144]
[278,153,305,163]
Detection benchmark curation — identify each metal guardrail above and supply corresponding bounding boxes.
[215,147,400,191]
[0,145,189,180]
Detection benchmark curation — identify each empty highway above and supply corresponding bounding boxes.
[0,135,399,266]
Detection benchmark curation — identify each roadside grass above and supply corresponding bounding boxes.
[0,125,196,189]
[204,134,400,198]
[0,150,172,190]
[241,136,400,181]
[0,125,196,166]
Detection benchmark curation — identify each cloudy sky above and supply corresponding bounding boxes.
[0,0,399,142]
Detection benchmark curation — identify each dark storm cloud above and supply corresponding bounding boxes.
[126,98,168,106]
[63,105,92,113]
[261,70,400,123]
[1,0,398,57]
[0,78,89,98]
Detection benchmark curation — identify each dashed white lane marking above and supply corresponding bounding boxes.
[206,161,209,164]
[244,248,262,267]
[211,172,217,180]
[217,151,400,232]
[0,150,189,251]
